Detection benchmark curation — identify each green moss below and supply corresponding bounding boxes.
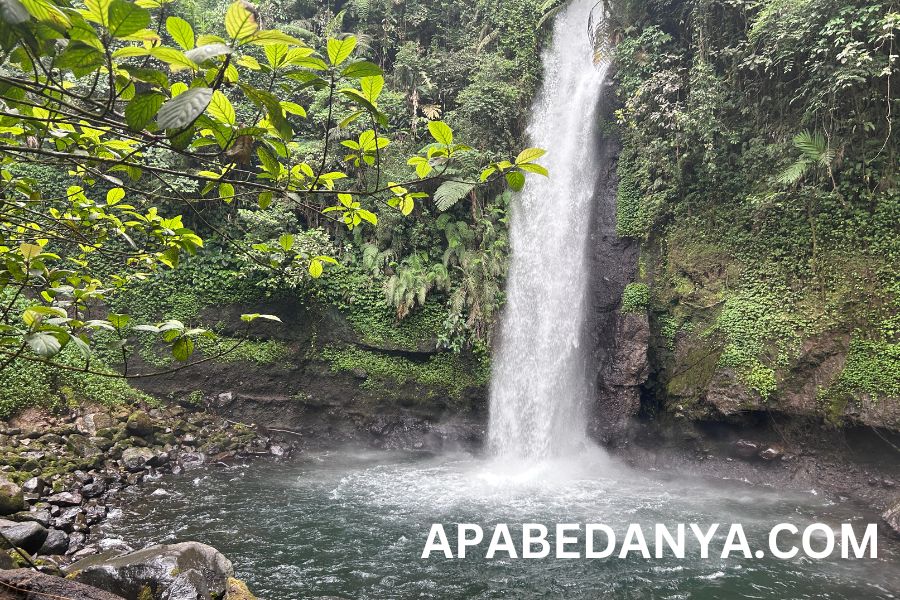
[818,334,900,424]
[621,283,650,313]
[196,335,290,364]
[0,347,152,420]
[320,345,489,399]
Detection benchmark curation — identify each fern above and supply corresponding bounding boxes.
[434,181,475,212]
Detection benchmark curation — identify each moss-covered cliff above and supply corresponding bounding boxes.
[610,0,899,430]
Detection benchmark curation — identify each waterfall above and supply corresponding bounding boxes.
[488,0,609,459]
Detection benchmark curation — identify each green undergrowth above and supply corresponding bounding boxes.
[320,345,489,399]
[312,268,445,350]
[0,348,152,420]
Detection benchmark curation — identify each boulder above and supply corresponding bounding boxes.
[883,499,900,536]
[0,520,48,553]
[68,541,234,599]
[77,412,115,436]
[122,447,155,472]
[126,411,156,438]
[733,439,760,459]
[38,527,70,555]
[82,480,108,498]
[67,434,103,459]
[0,568,126,599]
[47,491,83,506]
[21,477,47,495]
[0,475,24,515]
[162,568,211,600]
[225,577,258,600]
[179,452,207,471]
[758,445,784,461]
[13,508,51,528]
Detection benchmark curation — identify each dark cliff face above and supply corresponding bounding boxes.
[584,75,648,446]
[129,299,486,452]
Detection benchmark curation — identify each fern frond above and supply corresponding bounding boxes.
[434,181,475,212]
[777,159,810,185]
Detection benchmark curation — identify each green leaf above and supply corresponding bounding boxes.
[434,180,474,211]
[172,336,194,361]
[515,147,545,164]
[19,243,41,260]
[519,163,549,176]
[25,331,62,356]
[225,0,258,40]
[108,313,131,329]
[428,121,453,145]
[308,258,323,278]
[106,187,126,204]
[240,313,282,322]
[125,92,164,130]
[327,35,356,66]
[57,42,106,77]
[338,89,387,126]
[184,42,232,63]
[505,170,525,192]
[208,90,236,125]
[157,87,212,129]
[107,0,149,38]
[0,0,30,24]
[166,16,194,50]
[278,233,294,251]
[150,46,197,71]
[218,182,235,202]
[248,29,304,46]
[359,75,383,103]
[341,60,382,78]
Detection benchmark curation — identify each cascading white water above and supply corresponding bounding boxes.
[488,0,609,459]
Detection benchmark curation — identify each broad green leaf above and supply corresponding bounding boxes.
[225,0,257,41]
[19,243,41,260]
[360,75,383,103]
[157,87,212,129]
[505,170,525,192]
[107,0,149,38]
[20,0,70,26]
[25,332,63,356]
[515,147,545,164]
[308,258,323,278]
[57,42,106,77]
[150,46,197,71]
[172,336,194,361]
[106,187,125,204]
[519,163,549,176]
[166,15,194,50]
[0,0,30,24]
[218,182,234,202]
[327,35,356,66]
[208,90,236,125]
[125,92,164,130]
[278,233,294,251]
[342,60,382,78]
[248,30,304,46]
[428,121,453,145]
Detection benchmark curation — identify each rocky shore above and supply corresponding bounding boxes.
[0,401,296,599]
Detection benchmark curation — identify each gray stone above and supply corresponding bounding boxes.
[0,475,24,515]
[13,508,51,527]
[21,476,47,495]
[68,541,234,599]
[758,445,784,461]
[734,439,760,459]
[38,528,69,555]
[883,499,900,536]
[67,434,103,459]
[126,411,156,438]
[0,520,48,553]
[47,491,83,506]
[82,480,108,498]
[0,568,126,600]
[179,452,207,471]
[77,412,115,436]
[162,568,212,600]
[122,446,155,471]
